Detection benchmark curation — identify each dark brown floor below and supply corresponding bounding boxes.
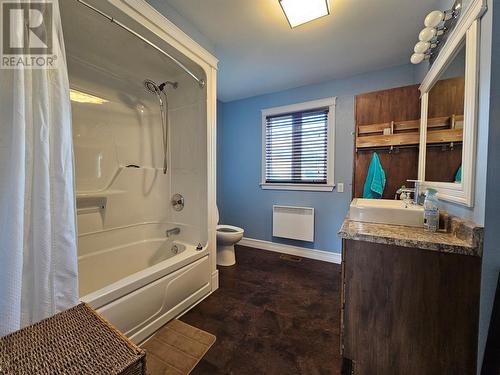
[179,245,342,374]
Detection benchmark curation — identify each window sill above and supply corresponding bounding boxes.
[260,183,335,192]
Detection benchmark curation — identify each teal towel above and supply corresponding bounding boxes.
[455,165,462,183]
[363,152,386,199]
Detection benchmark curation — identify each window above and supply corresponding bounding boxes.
[261,98,335,191]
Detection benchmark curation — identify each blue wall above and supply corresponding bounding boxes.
[478,0,499,370]
[218,64,420,253]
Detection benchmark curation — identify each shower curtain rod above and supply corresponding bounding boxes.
[75,0,206,88]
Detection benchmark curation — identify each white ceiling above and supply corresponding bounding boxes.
[161,0,443,102]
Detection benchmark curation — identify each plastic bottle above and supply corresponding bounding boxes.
[423,188,439,232]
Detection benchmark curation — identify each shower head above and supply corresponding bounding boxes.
[144,79,160,95]
[143,79,178,95]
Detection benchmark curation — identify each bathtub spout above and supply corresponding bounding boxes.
[166,227,180,237]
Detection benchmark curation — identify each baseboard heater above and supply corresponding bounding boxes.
[272,205,314,242]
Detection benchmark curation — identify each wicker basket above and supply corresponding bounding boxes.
[0,303,146,375]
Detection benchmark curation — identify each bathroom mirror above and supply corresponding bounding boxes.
[424,43,465,183]
[418,4,482,207]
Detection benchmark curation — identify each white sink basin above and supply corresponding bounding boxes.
[349,198,424,227]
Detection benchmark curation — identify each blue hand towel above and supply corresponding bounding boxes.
[455,165,462,183]
[363,152,386,199]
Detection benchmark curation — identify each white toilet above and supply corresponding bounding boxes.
[216,207,244,266]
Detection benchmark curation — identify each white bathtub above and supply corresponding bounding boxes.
[79,237,210,343]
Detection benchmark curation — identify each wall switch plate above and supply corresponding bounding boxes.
[337,183,344,193]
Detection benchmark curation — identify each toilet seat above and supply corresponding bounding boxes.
[217,224,243,233]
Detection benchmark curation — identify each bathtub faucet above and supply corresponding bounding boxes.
[165,227,180,237]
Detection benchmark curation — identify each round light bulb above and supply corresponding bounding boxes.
[410,53,425,64]
[414,41,430,54]
[424,10,444,28]
[419,27,437,42]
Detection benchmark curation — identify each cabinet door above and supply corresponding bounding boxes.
[340,239,346,356]
[342,239,480,375]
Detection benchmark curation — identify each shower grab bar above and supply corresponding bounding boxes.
[74,0,206,88]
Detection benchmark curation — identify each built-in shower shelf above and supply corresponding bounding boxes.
[76,190,125,215]
[76,190,126,199]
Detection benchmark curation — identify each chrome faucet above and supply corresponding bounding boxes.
[395,187,415,197]
[166,227,180,237]
[395,180,423,205]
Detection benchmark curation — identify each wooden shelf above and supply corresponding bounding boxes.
[356,133,420,148]
[356,115,463,149]
[427,128,463,144]
[358,122,393,136]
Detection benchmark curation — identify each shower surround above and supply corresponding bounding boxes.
[59,0,218,343]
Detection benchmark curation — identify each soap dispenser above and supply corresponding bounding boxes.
[423,188,439,232]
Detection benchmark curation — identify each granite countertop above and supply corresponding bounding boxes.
[338,217,483,257]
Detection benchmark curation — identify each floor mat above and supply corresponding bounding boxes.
[143,319,216,374]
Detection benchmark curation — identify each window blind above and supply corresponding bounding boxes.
[265,107,329,184]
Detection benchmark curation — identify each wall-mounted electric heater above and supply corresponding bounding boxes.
[272,205,315,242]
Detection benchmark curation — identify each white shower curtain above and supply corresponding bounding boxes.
[0,0,78,336]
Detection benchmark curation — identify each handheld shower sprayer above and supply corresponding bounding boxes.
[144,79,178,95]
[143,79,178,174]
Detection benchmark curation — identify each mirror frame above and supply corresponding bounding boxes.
[418,0,486,207]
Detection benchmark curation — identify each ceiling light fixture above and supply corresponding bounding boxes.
[279,0,330,28]
[70,89,109,104]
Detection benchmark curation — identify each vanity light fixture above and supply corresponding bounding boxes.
[410,3,461,64]
[70,89,108,104]
[424,5,460,28]
[411,26,445,64]
[414,41,438,54]
[425,10,449,27]
[410,52,431,65]
[279,0,330,28]
[418,26,445,42]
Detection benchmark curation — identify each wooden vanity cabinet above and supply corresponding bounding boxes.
[340,239,481,375]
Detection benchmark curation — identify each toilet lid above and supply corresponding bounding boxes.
[216,206,219,224]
